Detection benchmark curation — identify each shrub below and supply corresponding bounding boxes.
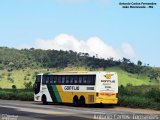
[7,77,14,83]
[24,81,32,89]
[12,85,17,92]
[16,92,34,101]
[145,88,160,102]
[8,73,12,76]
[0,89,33,101]
[0,91,15,100]
[0,64,4,70]
[27,73,31,76]
[119,95,152,108]
[126,83,133,87]
[24,76,27,80]
[34,71,39,76]
[118,86,133,96]
[118,85,160,110]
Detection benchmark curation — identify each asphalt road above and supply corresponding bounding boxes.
[0,100,159,120]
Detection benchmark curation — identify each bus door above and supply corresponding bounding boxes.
[35,75,41,94]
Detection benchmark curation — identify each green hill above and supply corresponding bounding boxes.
[0,67,159,89]
[0,47,159,88]
[107,67,157,86]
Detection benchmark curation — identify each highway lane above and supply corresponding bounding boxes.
[0,100,160,120]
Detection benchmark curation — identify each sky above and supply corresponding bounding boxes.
[0,0,159,66]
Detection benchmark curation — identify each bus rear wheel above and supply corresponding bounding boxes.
[73,96,79,106]
[79,96,85,106]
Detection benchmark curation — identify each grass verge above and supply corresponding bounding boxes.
[118,85,160,110]
[0,89,33,101]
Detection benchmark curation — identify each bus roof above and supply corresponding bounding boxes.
[37,71,117,75]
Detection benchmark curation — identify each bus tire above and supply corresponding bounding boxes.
[79,96,85,106]
[42,94,48,105]
[73,96,79,106]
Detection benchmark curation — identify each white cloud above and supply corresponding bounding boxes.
[35,34,136,60]
[121,43,135,58]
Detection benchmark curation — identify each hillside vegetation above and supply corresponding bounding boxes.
[0,67,159,89]
[118,85,160,110]
[0,47,160,88]
[0,47,160,110]
[107,67,157,86]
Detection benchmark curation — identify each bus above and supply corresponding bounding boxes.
[34,71,118,105]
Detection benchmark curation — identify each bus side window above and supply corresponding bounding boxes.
[49,75,54,84]
[78,75,82,85]
[74,75,78,85]
[70,76,74,85]
[92,75,96,85]
[83,75,87,85]
[57,76,62,84]
[42,76,46,84]
[87,75,91,85]
[53,76,57,84]
[65,75,69,85]
[46,76,50,84]
[62,75,65,84]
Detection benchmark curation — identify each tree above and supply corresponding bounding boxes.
[12,85,17,92]
[12,85,16,89]
[0,64,4,70]
[137,60,143,77]
[24,81,32,89]
[122,57,131,64]
[137,60,142,66]
[148,70,159,80]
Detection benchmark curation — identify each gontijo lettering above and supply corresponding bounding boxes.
[64,86,79,90]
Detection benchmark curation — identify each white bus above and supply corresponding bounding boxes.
[34,71,118,105]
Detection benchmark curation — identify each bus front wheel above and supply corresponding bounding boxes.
[42,95,48,105]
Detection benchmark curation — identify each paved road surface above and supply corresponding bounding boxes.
[0,100,159,120]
